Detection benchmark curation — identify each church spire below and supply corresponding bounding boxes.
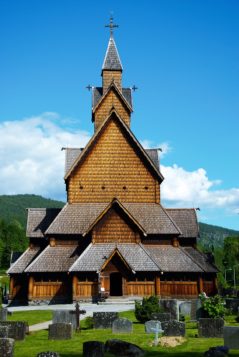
[102,16,123,93]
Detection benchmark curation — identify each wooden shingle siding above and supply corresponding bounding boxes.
[94,90,130,130]
[92,208,138,243]
[103,71,122,93]
[68,119,160,203]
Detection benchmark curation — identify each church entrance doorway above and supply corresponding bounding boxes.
[110,272,122,296]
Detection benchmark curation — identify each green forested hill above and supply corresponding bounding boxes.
[0,194,65,227]
[199,222,239,249]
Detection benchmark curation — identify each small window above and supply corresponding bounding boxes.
[101,185,105,190]
[144,186,149,190]
[123,186,127,190]
[80,185,83,190]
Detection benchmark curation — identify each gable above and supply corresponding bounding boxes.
[67,115,161,203]
[92,207,140,243]
[94,87,131,130]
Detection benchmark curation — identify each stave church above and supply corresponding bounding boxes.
[8,18,217,304]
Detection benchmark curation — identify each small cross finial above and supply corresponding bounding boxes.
[105,15,118,37]
[131,85,138,92]
[86,84,92,91]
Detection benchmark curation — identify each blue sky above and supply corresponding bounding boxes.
[0,0,238,230]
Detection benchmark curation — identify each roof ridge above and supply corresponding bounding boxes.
[7,248,30,274]
[159,204,182,235]
[139,243,161,271]
[45,203,68,235]
[69,243,93,272]
[180,246,205,272]
[25,245,49,272]
[64,110,164,182]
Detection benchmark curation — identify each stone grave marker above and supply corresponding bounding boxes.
[37,352,60,357]
[52,303,85,331]
[48,323,72,340]
[145,320,162,334]
[105,339,145,357]
[0,308,8,321]
[198,318,224,338]
[112,318,133,334]
[0,325,9,338]
[179,301,191,316]
[93,312,118,329]
[151,312,171,322]
[83,341,105,357]
[159,299,179,320]
[223,326,239,349]
[0,321,27,340]
[161,320,186,336]
[0,338,14,357]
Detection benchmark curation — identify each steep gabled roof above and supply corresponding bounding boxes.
[83,199,147,237]
[102,36,123,71]
[64,110,164,182]
[69,243,159,272]
[45,202,181,236]
[92,87,132,110]
[92,81,133,115]
[166,209,199,238]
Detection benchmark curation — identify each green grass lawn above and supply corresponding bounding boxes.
[8,310,52,325]
[12,310,239,357]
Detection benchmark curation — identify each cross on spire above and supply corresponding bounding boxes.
[105,15,119,37]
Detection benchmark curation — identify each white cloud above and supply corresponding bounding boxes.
[0,113,91,200]
[141,140,172,158]
[161,164,239,212]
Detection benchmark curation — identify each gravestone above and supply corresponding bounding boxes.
[223,326,239,349]
[179,301,191,316]
[225,298,239,314]
[151,312,171,322]
[93,312,118,329]
[112,318,132,334]
[159,299,179,320]
[145,320,162,334]
[0,338,14,357]
[105,339,145,357]
[53,310,77,330]
[161,320,186,336]
[191,299,204,320]
[0,308,8,321]
[83,341,105,357]
[0,321,27,340]
[198,318,224,338]
[37,353,60,357]
[48,323,72,340]
[0,326,9,338]
[204,346,229,357]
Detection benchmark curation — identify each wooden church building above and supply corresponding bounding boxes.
[8,19,217,303]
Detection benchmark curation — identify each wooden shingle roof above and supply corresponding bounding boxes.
[69,243,159,272]
[183,247,218,273]
[45,202,181,236]
[166,209,199,238]
[7,247,41,274]
[102,36,123,71]
[27,208,61,238]
[144,245,203,272]
[25,245,80,273]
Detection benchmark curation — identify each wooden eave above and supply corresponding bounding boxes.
[92,81,133,116]
[100,248,134,273]
[64,110,164,183]
[82,198,147,237]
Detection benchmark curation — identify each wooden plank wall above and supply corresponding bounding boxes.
[102,71,122,94]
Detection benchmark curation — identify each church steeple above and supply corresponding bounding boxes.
[102,16,123,93]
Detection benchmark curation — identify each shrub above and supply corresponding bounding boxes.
[199,293,226,318]
[135,296,162,323]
